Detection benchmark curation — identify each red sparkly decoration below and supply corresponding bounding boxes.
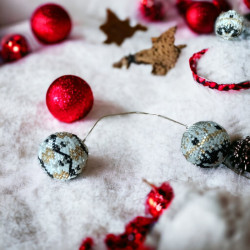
[46,75,94,123]
[105,217,155,250]
[189,49,250,91]
[139,0,166,21]
[79,237,93,250]
[177,0,230,15]
[1,34,30,62]
[185,2,220,33]
[80,181,174,249]
[145,181,174,219]
[244,0,250,8]
[31,3,72,44]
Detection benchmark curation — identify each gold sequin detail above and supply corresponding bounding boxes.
[42,148,55,163]
[184,129,226,159]
[57,132,73,139]
[70,146,85,161]
[53,171,69,180]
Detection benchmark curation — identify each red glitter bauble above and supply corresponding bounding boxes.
[46,75,94,123]
[79,237,93,250]
[145,182,174,219]
[244,0,250,8]
[185,2,220,33]
[1,34,30,62]
[139,0,166,21]
[31,3,72,44]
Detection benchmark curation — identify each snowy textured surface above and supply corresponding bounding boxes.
[0,0,249,249]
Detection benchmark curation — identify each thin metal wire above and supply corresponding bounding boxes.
[83,111,188,143]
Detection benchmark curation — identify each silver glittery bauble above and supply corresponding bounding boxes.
[215,10,244,40]
[181,121,230,168]
[38,132,88,180]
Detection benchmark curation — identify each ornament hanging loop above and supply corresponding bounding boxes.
[83,111,188,143]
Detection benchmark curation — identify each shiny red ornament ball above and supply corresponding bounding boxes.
[79,237,93,250]
[1,34,30,62]
[46,75,94,123]
[185,2,220,33]
[145,182,174,219]
[139,0,166,21]
[244,0,250,8]
[31,3,72,44]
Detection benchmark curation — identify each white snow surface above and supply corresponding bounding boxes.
[0,0,249,249]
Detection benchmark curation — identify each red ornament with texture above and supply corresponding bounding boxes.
[244,0,250,8]
[31,3,72,44]
[105,216,155,250]
[79,237,93,250]
[139,0,166,21]
[46,75,94,123]
[1,34,30,62]
[145,181,174,219]
[185,2,220,33]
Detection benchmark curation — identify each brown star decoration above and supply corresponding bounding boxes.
[100,9,147,46]
[113,26,187,75]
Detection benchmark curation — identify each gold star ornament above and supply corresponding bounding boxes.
[100,9,147,46]
[113,26,186,75]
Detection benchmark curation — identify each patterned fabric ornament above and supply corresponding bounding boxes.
[100,9,147,46]
[215,10,244,40]
[113,26,186,75]
[38,132,88,180]
[39,112,244,180]
[181,121,230,168]
[1,34,30,62]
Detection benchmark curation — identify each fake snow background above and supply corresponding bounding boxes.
[0,0,249,249]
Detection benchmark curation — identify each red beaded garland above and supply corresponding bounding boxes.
[46,75,94,123]
[139,0,166,21]
[244,0,250,8]
[185,2,220,33]
[31,3,72,44]
[1,34,30,62]
[189,49,250,91]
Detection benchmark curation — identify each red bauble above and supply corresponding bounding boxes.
[31,3,72,44]
[145,182,174,219]
[139,0,166,21]
[1,34,30,62]
[185,2,220,33]
[79,237,93,250]
[46,75,94,123]
[244,0,250,8]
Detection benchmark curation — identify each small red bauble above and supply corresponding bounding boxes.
[46,75,94,123]
[145,182,174,219]
[244,0,250,8]
[31,3,72,44]
[139,0,166,21]
[185,2,220,33]
[79,237,93,250]
[1,34,30,62]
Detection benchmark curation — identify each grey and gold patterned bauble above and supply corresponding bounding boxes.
[181,121,230,168]
[215,10,244,40]
[38,132,88,180]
